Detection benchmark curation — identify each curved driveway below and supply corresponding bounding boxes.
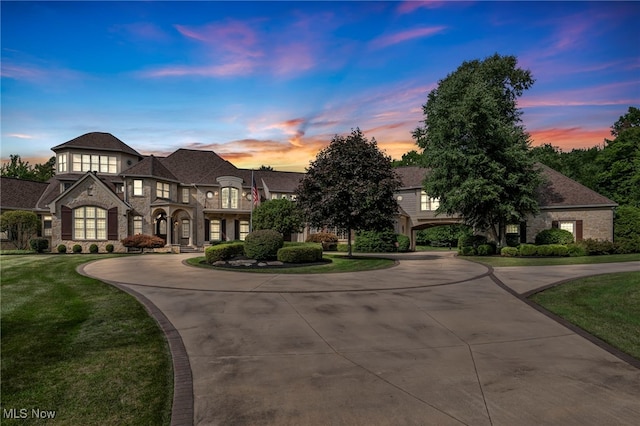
[82,253,640,426]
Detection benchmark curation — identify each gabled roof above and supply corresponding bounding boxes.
[0,177,49,211]
[395,166,426,189]
[250,169,305,192]
[52,132,142,157]
[536,164,617,208]
[36,174,124,209]
[121,155,179,182]
[160,149,239,184]
[48,172,130,212]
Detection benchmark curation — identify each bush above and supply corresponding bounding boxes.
[501,247,518,257]
[121,234,165,249]
[337,243,349,252]
[614,239,640,254]
[105,243,114,253]
[535,228,574,245]
[458,246,476,256]
[567,244,587,257]
[579,238,616,255]
[614,206,640,247]
[29,238,49,253]
[506,234,520,247]
[277,246,323,263]
[205,243,245,263]
[458,234,489,249]
[72,244,82,253]
[57,244,67,254]
[306,232,339,251]
[396,234,411,252]
[354,230,397,252]
[476,244,495,256]
[89,243,99,254]
[518,244,537,256]
[244,229,284,260]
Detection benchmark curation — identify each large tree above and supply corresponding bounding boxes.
[295,128,400,256]
[0,210,40,250]
[413,53,542,247]
[0,154,56,182]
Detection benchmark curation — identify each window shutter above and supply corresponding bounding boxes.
[234,220,240,240]
[204,219,210,242]
[576,220,583,241]
[221,219,227,241]
[552,221,559,229]
[108,207,118,240]
[61,206,72,240]
[519,222,527,244]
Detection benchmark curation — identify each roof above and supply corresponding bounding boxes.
[0,177,49,210]
[250,169,305,192]
[536,164,617,208]
[393,165,617,208]
[52,132,142,157]
[35,174,124,209]
[160,149,239,184]
[121,155,179,182]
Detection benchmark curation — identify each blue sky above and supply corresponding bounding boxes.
[2,1,638,171]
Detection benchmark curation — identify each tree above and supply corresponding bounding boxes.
[413,53,542,247]
[611,106,640,138]
[252,198,303,236]
[0,154,56,182]
[596,124,640,206]
[0,210,40,250]
[258,165,274,171]
[391,150,425,167]
[295,128,401,256]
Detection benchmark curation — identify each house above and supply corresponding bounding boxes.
[1,132,617,252]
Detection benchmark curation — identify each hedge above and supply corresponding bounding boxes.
[518,244,537,256]
[205,243,245,263]
[501,247,518,257]
[535,228,574,245]
[244,230,284,260]
[277,246,323,263]
[121,234,165,249]
[29,238,49,253]
[476,244,495,256]
[396,234,410,252]
[354,230,397,252]
[458,246,476,256]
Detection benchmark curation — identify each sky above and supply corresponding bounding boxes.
[1,1,639,172]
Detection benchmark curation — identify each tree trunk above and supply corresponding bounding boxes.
[347,226,353,257]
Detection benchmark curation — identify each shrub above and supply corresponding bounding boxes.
[458,246,476,256]
[105,243,114,253]
[614,206,640,247]
[306,232,339,251]
[337,243,349,252]
[396,234,411,252]
[567,244,587,257]
[244,230,284,260]
[476,244,495,256]
[501,247,518,257]
[579,238,616,255]
[121,234,165,249]
[72,244,82,253]
[57,244,67,254]
[535,228,574,245]
[518,244,538,256]
[277,246,323,263]
[614,239,640,254]
[29,238,49,253]
[89,243,99,254]
[506,234,520,247]
[458,234,489,249]
[205,243,245,263]
[354,230,397,252]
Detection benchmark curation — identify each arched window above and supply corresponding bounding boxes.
[74,206,107,240]
[221,187,239,209]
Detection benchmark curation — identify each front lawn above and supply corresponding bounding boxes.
[188,253,395,273]
[465,253,640,267]
[1,255,173,425]
[529,272,640,360]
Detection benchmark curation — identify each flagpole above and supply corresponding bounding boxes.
[250,169,254,232]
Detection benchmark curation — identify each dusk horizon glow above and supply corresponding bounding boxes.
[2,1,638,172]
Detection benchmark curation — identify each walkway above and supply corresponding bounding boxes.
[81,253,640,426]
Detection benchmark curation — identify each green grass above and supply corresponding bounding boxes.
[415,245,455,252]
[464,253,640,267]
[1,255,173,425]
[188,253,395,274]
[530,272,640,360]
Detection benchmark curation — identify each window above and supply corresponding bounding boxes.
[133,180,143,196]
[182,188,190,203]
[506,224,519,234]
[71,154,117,173]
[181,219,190,239]
[43,215,52,237]
[559,221,575,235]
[271,193,279,200]
[221,187,239,209]
[133,216,143,235]
[57,154,67,173]
[420,191,440,211]
[74,206,106,240]
[239,220,250,241]
[210,219,221,241]
[157,182,170,199]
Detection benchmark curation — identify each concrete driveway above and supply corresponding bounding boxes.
[81,253,640,426]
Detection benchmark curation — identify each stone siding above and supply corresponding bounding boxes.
[526,207,615,242]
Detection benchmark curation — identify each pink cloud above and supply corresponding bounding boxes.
[396,1,448,15]
[111,22,170,42]
[529,127,610,150]
[370,26,446,49]
[519,80,639,108]
[141,60,255,78]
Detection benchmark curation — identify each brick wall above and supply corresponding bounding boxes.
[526,207,615,242]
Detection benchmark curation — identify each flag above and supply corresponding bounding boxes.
[252,176,260,206]
[261,178,271,200]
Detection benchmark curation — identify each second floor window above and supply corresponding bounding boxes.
[157,182,170,199]
[133,180,143,196]
[72,154,117,173]
[182,188,190,203]
[57,154,67,172]
[420,191,440,211]
[221,187,239,209]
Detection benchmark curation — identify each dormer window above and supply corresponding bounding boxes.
[57,154,67,172]
[71,154,117,173]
